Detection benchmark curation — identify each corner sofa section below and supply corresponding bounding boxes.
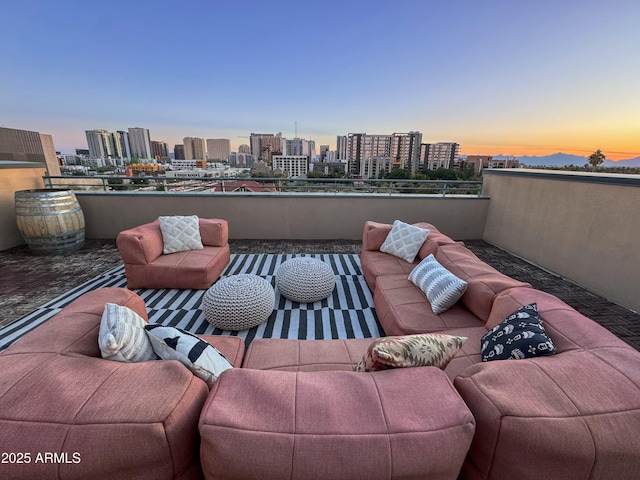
[358,220,640,479]
[0,287,244,480]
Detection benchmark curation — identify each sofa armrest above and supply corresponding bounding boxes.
[199,218,228,247]
[116,221,164,265]
[362,221,392,251]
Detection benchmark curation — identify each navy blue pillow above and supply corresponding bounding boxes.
[481,303,556,362]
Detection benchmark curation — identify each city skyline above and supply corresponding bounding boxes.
[2,1,639,160]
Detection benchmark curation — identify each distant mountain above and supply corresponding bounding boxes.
[516,153,640,168]
[516,152,587,167]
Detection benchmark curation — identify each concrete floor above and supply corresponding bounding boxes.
[1,238,638,350]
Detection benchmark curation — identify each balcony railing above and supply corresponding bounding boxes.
[42,175,483,197]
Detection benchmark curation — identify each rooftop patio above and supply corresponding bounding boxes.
[1,237,638,350]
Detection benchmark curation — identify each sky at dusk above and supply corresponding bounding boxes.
[1,0,639,160]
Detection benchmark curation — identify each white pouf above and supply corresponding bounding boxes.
[276,257,336,303]
[202,274,275,331]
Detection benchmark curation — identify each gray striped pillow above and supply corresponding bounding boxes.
[99,303,158,362]
[408,254,468,314]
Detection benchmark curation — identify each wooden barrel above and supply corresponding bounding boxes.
[15,189,85,255]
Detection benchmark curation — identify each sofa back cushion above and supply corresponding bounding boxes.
[199,218,229,247]
[489,287,629,353]
[117,222,165,265]
[435,244,531,323]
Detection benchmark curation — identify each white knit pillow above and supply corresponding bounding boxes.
[158,215,203,254]
[380,220,430,263]
[99,303,158,362]
[409,254,468,314]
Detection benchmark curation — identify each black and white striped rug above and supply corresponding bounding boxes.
[0,254,382,351]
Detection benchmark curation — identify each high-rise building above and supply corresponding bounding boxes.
[421,142,460,170]
[206,138,231,161]
[116,131,131,162]
[391,132,422,173]
[238,144,251,154]
[174,144,185,160]
[183,137,206,160]
[151,141,168,160]
[85,130,111,159]
[128,127,152,160]
[319,145,330,161]
[250,133,283,164]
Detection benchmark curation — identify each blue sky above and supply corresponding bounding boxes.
[1,0,639,159]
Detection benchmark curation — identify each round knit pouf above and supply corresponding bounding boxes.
[202,274,275,331]
[276,257,336,303]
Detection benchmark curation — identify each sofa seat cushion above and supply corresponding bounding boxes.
[125,244,231,290]
[436,243,531,323]
[455,348,640,479]
[374,274,484,336]
[199,367,475,480]
[0,352,208,480]
[200,335,245,368]
[360,249,418,291]
[242,338,373,371]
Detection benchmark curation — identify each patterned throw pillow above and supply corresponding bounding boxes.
[481,303,556,362]
[158,215,204,254]
[99,303,158,362]
[408,254,468,314]
[144,324,233,387]
[380,220,430,263]
[354,333,467,372]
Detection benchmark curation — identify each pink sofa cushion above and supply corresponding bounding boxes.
[435,243,531,323]
[242,338,373,371]
[200,368,475,480]
[374,274,483,336]
[488,287,630,353]
[455,348,640,479]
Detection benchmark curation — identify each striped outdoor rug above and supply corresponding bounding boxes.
[0,254,382,351]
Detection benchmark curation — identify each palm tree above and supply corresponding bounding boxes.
[587,149,605,171]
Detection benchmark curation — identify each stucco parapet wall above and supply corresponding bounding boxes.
[483,168,640,187]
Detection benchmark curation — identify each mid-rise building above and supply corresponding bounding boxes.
[128,127,152,160]
[272,155,308,177]
[391,132,422,173]
[421,142,460,170]
[183,137,206,160]
[206,139,231,161]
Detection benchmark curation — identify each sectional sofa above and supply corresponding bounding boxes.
[1,221,639,479]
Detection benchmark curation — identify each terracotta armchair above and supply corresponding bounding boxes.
[117,218,230,289]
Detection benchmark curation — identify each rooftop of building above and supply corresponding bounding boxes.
[1,238,638,351]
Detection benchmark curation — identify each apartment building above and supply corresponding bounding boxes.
[421,142,460,170]
[128,127,152,160]
[250,133,283,164]
[206,139,231,161]
[272,155,308,177]
[183,137,206,160]
[337,132,421,178]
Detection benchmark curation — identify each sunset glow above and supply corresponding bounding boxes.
[1,1,638,162]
